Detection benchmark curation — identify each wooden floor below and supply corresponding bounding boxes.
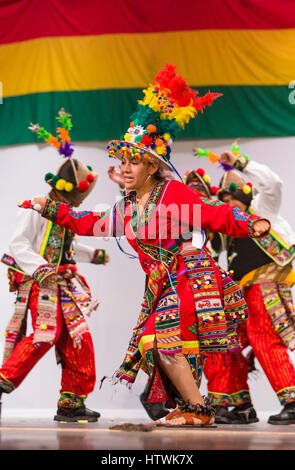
[0,416,295,450]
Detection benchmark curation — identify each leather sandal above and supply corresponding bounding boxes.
[156,396,216,428]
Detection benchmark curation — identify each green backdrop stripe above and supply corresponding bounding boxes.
[0,86,294,146]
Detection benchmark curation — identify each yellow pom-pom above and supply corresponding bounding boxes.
[243,184,251,194]
[124,133,131,142]
[163,133,170,142]
[155,146,165,155]
[50,296,56,302]
[203,174,211,184]
[39,324,47,330]
[65,182,74,192]
[56,179,66,191]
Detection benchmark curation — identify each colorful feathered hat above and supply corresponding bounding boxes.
[107,64,222,170]
[183,168,219,199]
[29,109,98,206]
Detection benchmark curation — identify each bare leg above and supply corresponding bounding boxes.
[154,350,214,425]
[154,350,204,405]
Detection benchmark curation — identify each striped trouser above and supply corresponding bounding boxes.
[203,283,295,406]
[0,283,96,398]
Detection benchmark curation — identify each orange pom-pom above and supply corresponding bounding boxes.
[155,138,163,147]
[146,124,157,133]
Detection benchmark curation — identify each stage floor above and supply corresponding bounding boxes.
[0,416,294,450]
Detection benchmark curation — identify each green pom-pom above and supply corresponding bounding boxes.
[134,135,142,143]
[51,175,60,185]
[87,165,93,171]
[229,182,237,192]
[44,172,54,182]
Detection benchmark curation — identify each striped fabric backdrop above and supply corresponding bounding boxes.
[0,0,294,145]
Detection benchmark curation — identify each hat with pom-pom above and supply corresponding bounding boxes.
[183,168,215,198]
[29,109,98,206]
[107,64,222,171]
[218,170,253,207]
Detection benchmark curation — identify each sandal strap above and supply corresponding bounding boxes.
[177,396,216,417]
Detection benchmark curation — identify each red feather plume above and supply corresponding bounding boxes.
[154,64,223,111]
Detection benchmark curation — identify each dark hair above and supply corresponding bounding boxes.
[152,161,175,181]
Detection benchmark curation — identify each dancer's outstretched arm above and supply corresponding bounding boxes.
[19,197,123,238]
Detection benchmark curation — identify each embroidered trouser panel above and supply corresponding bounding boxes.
[203,323,250,406]
[203,284,295,405]
[0,284,96,397]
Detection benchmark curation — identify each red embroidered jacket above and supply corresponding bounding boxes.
[41,180,268,279]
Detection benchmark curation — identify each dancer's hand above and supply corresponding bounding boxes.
[219,151,237,167]
[18,197,47,213]
[58,264,77,279]
[107,165,125,188]
[252,219,270,237]
[92,249,110,265]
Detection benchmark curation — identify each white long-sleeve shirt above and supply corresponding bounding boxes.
[190,160,295,252]
[243,160,295,246]
[8,207,95,277]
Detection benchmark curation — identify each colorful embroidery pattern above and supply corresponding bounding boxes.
[2,275,94,363]
[200,197,224,207]
[58,391,85,408]
[249,208,295,266]
[42,222,65,265]
[208,390,251,406]
[252,232,295,266]
[154,273,181,354]
[3,279,34,364]
[59,280,91,348]
[260,282,295,350]
[277,386,295,405]
[43,198,61,222]
[0,372,15,393]
[115,247,248,387]
[1,253,25,274]
[232,207,249,221]
[182,249,246,354]
[69,210,91,218]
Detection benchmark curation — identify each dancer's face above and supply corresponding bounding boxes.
[187,178,207,197]
[120,154,159,191]
[221,194,247,212]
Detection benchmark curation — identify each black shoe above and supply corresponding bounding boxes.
[54,406,100,423]
[268,402,295,425]
[140,393,170,421]
[227,403,259,424]
[215,403,259,424]
[214,406,233,424]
